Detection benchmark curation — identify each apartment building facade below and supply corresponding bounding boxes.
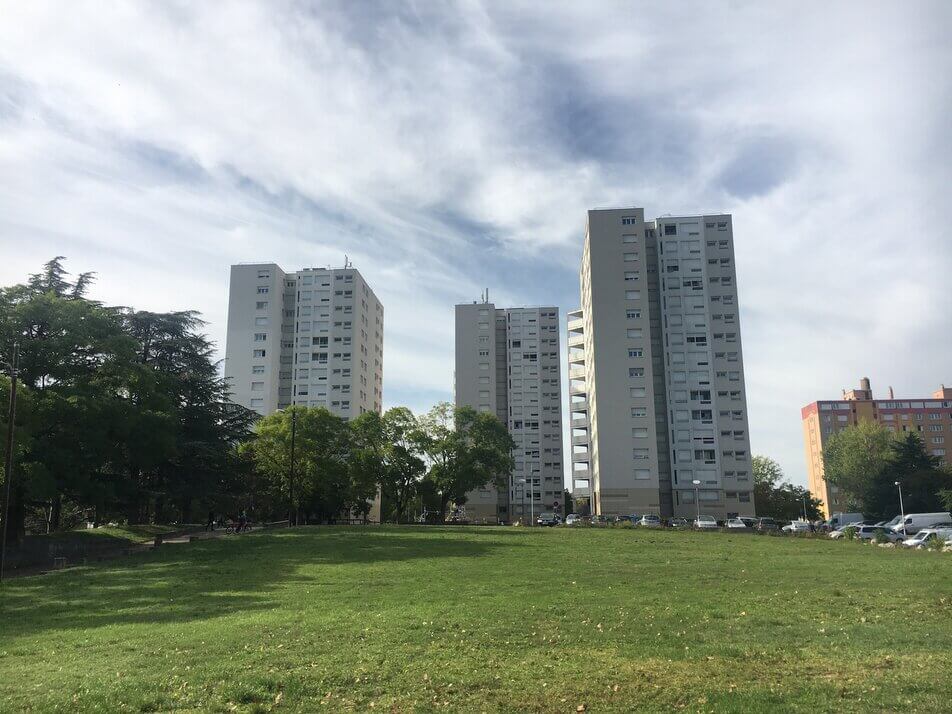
[803,378,952,516]
[455,302,564,523]
[224,262,384,418]
[569,208,755,520]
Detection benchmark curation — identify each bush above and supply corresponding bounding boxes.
[873,528,890,544]
[926,535,947,552]
[842,526,858,541]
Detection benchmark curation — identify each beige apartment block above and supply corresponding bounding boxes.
[570,208,756,520]
[803,378,952,517]
[455,301,564,524]
[225,262,383,418]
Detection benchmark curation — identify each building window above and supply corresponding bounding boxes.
[628,349,643,358]
[254,333,267,342]
[634,469,651,480]
[664,224,677,236]
[250,398,264,408]
[253,349,266,358]
[252,365,265,374]
[627,328,643,339]
[625,291,641,300]
[621,216,638,225]
[626,309,641,319]
[624,271,639,281]
[257,286,269,294]
[256,301,268,310]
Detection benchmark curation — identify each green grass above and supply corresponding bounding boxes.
[39,523,185,545]
[1,527,950,712]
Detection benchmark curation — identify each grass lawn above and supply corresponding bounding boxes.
[40,523,185,545]
[1,527,950,712]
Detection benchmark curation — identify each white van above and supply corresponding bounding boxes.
[826,512,864,530]
[890,512,952,536]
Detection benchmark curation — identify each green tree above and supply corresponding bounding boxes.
[823,424,952,520]
[752,455,823,521]
[352,408,427,523]
[822,420,893,510]
[419,402,515,521]
[241,407,376,523]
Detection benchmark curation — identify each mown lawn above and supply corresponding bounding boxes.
[0,526,949,712]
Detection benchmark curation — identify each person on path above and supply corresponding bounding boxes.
[206,510,215,532]
[238,509,247,533]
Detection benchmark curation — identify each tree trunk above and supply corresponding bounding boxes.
[50,493,62,531]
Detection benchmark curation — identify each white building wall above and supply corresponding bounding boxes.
[225,263,383,420]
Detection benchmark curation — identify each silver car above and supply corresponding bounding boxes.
[694,515,719,530]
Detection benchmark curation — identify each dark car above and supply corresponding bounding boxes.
[756,517,779,532]
[668,517,690,528]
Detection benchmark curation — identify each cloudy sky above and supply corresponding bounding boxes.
[2,1,950,487]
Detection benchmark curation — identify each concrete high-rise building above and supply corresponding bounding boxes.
[455,301,564,524]
[803,378,952,517]
[225,262,384,418]
[569,208,755,520]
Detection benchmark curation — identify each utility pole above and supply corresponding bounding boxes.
[1,343,20,585]
[692,479,701,526]
[895,481,905,536]
[289,408,297,527]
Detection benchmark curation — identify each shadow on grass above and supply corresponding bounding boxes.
[0,527,502,638]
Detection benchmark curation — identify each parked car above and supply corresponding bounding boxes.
[564,513,581,526]
[668,517,690,528]
[891,512,952,536]
[591,515,611,526]
[613,514,634,524]
[638,514,662,528]
[726,518,750,529]
[756,518,779,532]
[738,517,759,529]
[782,520,812,533]
[694,515,718,530]
[901,527,952,548]
[536,513,562,527]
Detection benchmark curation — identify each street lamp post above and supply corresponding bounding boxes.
[517,477,526,525]
[692,479,701,526]
[289,408,297,527]
[1,343,20,585]
[895,481,905,536]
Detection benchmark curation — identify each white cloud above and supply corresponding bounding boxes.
[1,0,950,488]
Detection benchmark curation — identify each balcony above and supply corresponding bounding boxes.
[568,334,584,348]
[572,434,589,446]
[569,367,586,379]
[569,384,587,396]
[568,351,585,365]
[571,416,589,429]
[572,466,591,479]
[567,318,584,333]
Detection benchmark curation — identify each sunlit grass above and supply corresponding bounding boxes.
[0,526,949,712]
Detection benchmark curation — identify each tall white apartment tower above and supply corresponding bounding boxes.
[225,262,384,418]
[455,301,564,524]
[569,208,755,521]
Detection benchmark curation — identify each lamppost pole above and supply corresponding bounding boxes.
[692,479,701,526]
[517,477,526,526]
[895,480,905,536]
[530,475,535,526]
[289,408,297,527]
[1,343,20,585]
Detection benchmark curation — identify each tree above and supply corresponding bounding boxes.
[822,420,893,511]
[419,403,515,521]
[823,424,952,520]
[352,408,427,523]
[240,407,377,523]
[752,455,823,521]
